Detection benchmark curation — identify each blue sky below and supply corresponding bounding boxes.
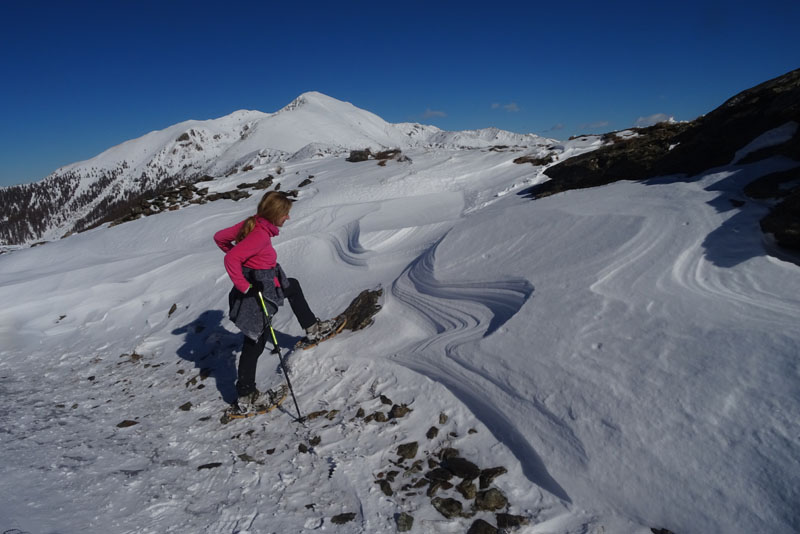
[1,0,798,187]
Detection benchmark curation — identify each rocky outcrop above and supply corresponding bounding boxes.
[524,68,800,253]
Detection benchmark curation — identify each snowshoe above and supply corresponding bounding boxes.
[220,384,289,424]
[295,316,347,350]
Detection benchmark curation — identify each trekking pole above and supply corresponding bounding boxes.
[257,292,305,423]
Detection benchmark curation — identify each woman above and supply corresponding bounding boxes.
[214,191,334,410]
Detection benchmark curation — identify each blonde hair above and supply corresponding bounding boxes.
[236,191,293,242]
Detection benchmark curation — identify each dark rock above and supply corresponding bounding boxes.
[513,154,554,166]
[389,404,411,418]
[309,435,321,447]
[355,407,365,418]
[397,442,419,459]
[168,303,178,317]
[496,513,529,529]
[426,467,453,481]
[438,447,460,460]
[179,402,192,411]
[475,488,508,511]
[467,519,498,534]
[379,394,393,405]
[431,497,463,519]
[426,426,439,439]
[266,448,275,455]
[439,412,449,424]
[306,410,328,421]
[377,479,393,496]
[444,457,480,480]
[651,529,676,534]
[197,462,222,470]
[346,149,372,162]
[457,479,477,499]
[298,443,309,453]
[330,512,356,524]
[365,411,388,423]
[298,178,314,187]
[426,480,453,497]
[116,420,139,428]
[395,512,414,532]
[339,288,383,331]
[479,466,508,488]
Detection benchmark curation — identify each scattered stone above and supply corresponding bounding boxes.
[469,428,478,434]
[426,426,439,439]
[306,410,328,421]
[346,148,372,162]
[298,443,309,453]
[88,376,96,381]
[237,453,263,464]
[426,480,453,497]
[438,447,460,460]
[496,513,530,529]
[651,529,676,534]
[355,407,365,418]
[330,512,356,524]
[479,466,508,489]
[325,409,339,420]
[168,303,178,317]
[431,497,463,519]
[179,402,192,411]
[389,404,411,418]
[475,488,508,511]
[457,479,478,499]
[380,394,393,405]
[309,435,321,447]
[397,442,419,459]
[444,457,480,480]
[426,467,454,482]
[395,512,414,532]
[386,470,399,482]
[365,411,388,423]
[197,462,222,470]
[266,448,275,455]
[298,177,313,187]
[439,412,449,425]
[467,519,499,534]
[376,479,393,496]
[116,420,139,428]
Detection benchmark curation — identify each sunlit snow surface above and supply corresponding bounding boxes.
[1,144,799,534]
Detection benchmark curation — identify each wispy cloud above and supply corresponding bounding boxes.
[544,123,565,133]
[492,102,520,112]
[634,113,674,127]
[422,108,446,118]
[578,121,610,130]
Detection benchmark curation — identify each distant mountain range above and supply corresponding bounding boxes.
[0,92,553,246]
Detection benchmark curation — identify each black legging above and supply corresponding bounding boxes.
[236,277,316,396]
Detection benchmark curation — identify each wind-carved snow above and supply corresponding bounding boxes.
[1,101,799,534]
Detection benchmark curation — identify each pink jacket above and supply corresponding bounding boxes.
[214,217,280,293]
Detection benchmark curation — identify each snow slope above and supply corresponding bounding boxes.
[1,133,799,533]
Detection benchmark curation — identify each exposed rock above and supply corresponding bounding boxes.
[426,426,439,439]
[479,466,508,488]
[346,148,372,162]
[426,467,454,482]
[339,287,383,331]
[397,442,419,459]
[439,412,449,424]
[330,512,356,524]
[444,457,480,480]
[376,479,393,496]
[389,404,411,418]
[168,303,178,317]
[395,512,414,532]
[467,519,498,534]
[197,462,222,470]
[456,479,477,499]
[496,513,530,529]
[431,497,463,519]
[438,447,460,460]
[178,402,192,411]
[426,480,453,497]
[475,488,508,511]
[116,420,139,428]
[380,394,393,405]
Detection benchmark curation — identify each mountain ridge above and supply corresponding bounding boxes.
[0,93,552,246]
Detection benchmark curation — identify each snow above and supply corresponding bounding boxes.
[1,104,799,534]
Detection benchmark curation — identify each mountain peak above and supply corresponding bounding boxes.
[280,91,348,113]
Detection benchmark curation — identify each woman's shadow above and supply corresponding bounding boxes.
[172,310,241,403]
[172,310,303,404]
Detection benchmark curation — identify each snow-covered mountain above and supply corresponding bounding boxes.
[0,92,554,246]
